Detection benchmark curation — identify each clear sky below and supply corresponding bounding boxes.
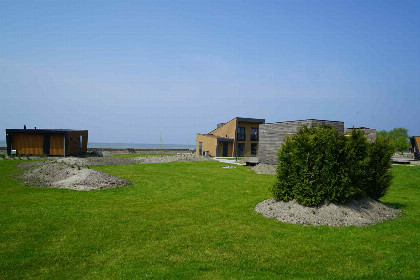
[1,0,419,144]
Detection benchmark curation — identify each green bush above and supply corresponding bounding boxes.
[272,125,394,206]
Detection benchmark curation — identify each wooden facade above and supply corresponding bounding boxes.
[6,129,88,156]
[410,136,420,160]
[258,120,345,165]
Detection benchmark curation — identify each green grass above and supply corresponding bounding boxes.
[0,161,419,279]
[112,153,176,158]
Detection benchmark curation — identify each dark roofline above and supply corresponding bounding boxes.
[6,129,87,134]
[208,117,265,134]
[236,117,265,124]
[346,127,373,130]
[263,119,344,125]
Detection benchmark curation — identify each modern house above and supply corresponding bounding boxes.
[6,128,88,156]
[258,119,345,165]
[410,136,420,160]
[196,117,265,157]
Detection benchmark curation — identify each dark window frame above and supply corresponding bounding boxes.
[251,143,258,156]
[237,127,246,141]
[251,127,258,141]
[237,143,245,157]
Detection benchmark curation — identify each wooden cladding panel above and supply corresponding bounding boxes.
[259,120,345,165]
[50,134,65,155]
[67,131,88,155]
[12,133,43,155]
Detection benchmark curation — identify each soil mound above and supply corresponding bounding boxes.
[255,197,402,227]
[16,161,131,191]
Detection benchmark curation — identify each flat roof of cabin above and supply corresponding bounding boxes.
[6,129,87,134]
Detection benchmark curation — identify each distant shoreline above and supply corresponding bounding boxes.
[0,141,195,150]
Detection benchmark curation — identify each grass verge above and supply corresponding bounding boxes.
[0,161,419,279]
[112,154,176,158]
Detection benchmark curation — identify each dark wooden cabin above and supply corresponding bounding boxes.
[5,129,88,156]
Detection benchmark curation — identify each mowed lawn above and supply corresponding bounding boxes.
[112,154,176,158]
[0,161,419,279]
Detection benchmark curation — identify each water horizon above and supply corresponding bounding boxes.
[0,140,195,150]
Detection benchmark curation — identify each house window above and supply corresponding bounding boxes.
[237,143,245,157]
[199,142,203,155]
[251,127,258,141]
[237,127,246,141]
[251,143,258,156]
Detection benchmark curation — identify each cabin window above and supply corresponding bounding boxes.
[237,143,245,157]
[199,142,203,155]
[251,143,258,156]
[237,127,246,141]
[251,127,258,141]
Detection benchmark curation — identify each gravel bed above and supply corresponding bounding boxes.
[56,154,213,166]
[16,161,131,191]
[255,197,402,227]
[14,154,213,191]
[251,163,277,174]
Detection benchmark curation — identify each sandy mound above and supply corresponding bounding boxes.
[251,163,277,174]
[255,197,402,227]
[17,161,131,191]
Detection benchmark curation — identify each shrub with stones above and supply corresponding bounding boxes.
[272,125,394,206]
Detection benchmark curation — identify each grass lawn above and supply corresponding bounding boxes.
[0,161,419,279]
[112,154,176,158]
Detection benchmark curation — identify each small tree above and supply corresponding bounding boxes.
[376,127,409,154]
[272,125,394,206]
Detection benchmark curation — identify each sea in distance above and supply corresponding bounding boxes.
[0,140,194,150]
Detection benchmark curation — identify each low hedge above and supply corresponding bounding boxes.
[271,125,394,206]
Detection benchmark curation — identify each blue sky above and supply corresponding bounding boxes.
[1,0,419,144]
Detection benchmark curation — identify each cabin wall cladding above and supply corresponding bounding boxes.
[258,120,345,165]
[67,131,88,155]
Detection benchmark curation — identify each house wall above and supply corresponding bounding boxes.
[12,133,44,155]
[210,118,237,139]
[217,142,234,157]
[259,120,345,165]
[50,134,65,156]
[196,134,218,156]
[67,130,88,155]
[345,128,376,142]
[236,121,261,157]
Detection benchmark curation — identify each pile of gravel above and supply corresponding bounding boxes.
[14,154,213,191]
[251,163,277,174]
[56,154,213,167]
[132,154,213,164]
[255,197,402,227]
[16,161,131,191]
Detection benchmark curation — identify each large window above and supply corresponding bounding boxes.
[251,143,258,156]
[237,143,245,157]
[251,127,258,141]
[237,127,246,141]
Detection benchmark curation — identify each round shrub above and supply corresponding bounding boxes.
[271,125,394,206]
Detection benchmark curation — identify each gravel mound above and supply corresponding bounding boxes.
[56,154,213,166]
[16,161,131,191]
[251,163,277,174]
[132,154,213,164]
[255,197,402,227]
